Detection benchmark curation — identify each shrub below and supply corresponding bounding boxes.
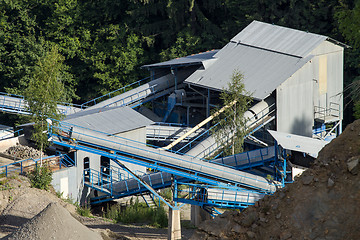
[104,198,168,228]
[76,202,92,217]
[28,165,52,190]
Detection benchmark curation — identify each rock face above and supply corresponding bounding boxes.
[3,202,102,240]
[347,156,359,175]
[192,120,360,240]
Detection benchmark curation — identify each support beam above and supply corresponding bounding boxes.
[163,99,237,150]
[112,158,175,209]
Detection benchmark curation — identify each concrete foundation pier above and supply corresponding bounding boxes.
[168,208,181,240]
[191,205,211,227]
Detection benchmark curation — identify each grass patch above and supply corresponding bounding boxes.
[0,179,13,191]
[104,197,168,228]
[76,202,93,218]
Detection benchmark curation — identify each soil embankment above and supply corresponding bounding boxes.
[192,120,360,239]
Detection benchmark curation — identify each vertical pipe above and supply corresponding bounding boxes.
[187,106,190,126]
[174,177,178,207]
[206,89,210,129]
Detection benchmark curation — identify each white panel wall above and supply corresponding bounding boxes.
[277,41,344,137]
[309,41,344,119]
[276,60,314,137]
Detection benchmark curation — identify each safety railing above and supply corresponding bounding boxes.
[0,92,80,116]
[50,120,275,192]
[80,76,152,109]
[0,129,24,141]
[52,120,199,159]
[314,102,340,122]
[174,182,266,209]
[101,84,158,108]
[0,92,28,114]
[146,125,205,142]
[0,155,64,177]
[178,103,276,158]
[59,154,76,168]
[210,146,275,170]
[84,167,173,198]
[84,168,113,195]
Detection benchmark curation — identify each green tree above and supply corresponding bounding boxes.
[212,71,252,156]
[335,0,360,119]
[24,45,66,165]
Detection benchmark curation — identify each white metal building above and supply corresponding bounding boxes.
[185,20,347,137]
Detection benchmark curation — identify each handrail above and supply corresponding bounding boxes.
[51,123,274,190]
[0,155,59,177]
[54,120,199,160]
[80,76,152,109]
[174,182,266,207]
[0,92,79,115]
[178,103,276,157]
[101,84,158,109]
[0,129,24,141]
[314,102,340,121]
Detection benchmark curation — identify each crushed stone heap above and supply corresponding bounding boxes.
[4,145,45,159]
[3,202,102,240]
[192,119,360,240]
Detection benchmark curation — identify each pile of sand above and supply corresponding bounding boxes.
[3,202,102,240]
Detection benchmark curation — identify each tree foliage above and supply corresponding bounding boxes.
[0,0,359,123]
[24,45,66,152]
[335,0,360,119]
[212,71,252,156]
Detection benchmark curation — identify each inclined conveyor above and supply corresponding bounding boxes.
[51,124,276,193]
[185,97,276,158]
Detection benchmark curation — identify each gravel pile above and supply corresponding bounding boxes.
[192,119,360,239]
[4,145,45,159]
[3,202,102,240]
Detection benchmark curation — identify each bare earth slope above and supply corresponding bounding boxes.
[192,120,360,240]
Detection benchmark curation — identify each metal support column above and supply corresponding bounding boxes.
[171,67,178,90]
[206,89,210,129]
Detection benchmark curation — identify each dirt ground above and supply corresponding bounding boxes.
[0,176,195,240]
[192,119,360,239]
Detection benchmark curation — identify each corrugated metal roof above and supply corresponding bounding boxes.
[142,50,219,69]
[268,130,328,157]
[64,106,153,134]
[185,42,312,100]
[183,21,347,99]
[231,21,327,58]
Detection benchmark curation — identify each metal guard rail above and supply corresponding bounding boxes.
[50,122,274,191]
[80,76,152,109]
[55,120,200,160]
[0,155,62,177]
[0,129,24,141]
[0,92,80,115]
[102,84,158,108]
[181,103,276,158]
[174,182,266,208]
